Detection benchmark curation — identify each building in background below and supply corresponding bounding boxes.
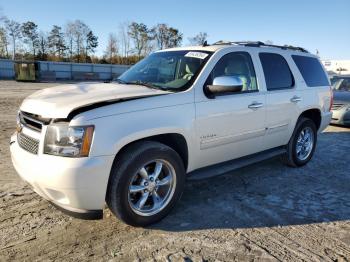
[322,60,350,76]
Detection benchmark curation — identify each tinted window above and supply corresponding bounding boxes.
[292,55,329,87]
[333,78,350,91]
[339,79,350,91]
[259,53,294,90]
[207,52,258,92]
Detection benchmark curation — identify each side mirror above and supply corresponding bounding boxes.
[205,76,243,97]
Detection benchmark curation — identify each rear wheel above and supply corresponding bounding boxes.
[106,141,185,226]
[282,117,317,167]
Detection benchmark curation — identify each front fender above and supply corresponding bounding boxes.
[81,103,196,168]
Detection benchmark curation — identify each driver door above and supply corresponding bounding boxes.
[194,51,266,168]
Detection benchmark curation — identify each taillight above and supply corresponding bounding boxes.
[329,86,333,111]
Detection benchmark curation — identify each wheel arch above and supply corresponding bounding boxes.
[299,108,321,130]
[113,132,189,172]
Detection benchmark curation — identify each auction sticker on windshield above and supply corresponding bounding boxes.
[184,52,208,59]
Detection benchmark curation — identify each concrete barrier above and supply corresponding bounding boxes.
[0,59,131,81]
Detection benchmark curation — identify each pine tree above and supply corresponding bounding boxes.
[21,21,39,58]
[85,30,98,62]
[48,25,67,59]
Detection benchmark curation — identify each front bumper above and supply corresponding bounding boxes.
[10,133,115,219]
[331,107,350,126]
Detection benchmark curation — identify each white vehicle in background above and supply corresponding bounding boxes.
[10,41,332,226]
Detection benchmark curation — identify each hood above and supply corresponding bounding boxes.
[20,82,169,118]
[333,91,350,104]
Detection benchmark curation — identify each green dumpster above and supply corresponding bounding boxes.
[14,61,38,81]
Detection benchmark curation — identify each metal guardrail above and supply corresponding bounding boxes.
[0,59,130,81]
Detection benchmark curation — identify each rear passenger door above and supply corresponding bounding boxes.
[259,52,301,149]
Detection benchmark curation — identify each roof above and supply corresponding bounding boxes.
[158,45,224,52]
[159,41,312,55]
[332,74,350,78]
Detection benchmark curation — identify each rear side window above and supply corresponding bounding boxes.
[292,55,329,87]
[259,53,294,90]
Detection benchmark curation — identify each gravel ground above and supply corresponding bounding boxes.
[0,80,350,261]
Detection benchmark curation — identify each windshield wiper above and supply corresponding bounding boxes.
[115,79,174,92]
[130,81,158,89]
[114,78,128,84]
[128,81,172,92]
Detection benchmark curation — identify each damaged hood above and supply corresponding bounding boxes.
[20,82,169,118]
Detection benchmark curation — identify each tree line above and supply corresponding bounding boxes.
[0,15,208,65]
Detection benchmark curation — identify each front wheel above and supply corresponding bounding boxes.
[106,141,185,226]
[282,117,317,167]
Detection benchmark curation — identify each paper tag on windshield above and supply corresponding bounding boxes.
[185,51,208,59]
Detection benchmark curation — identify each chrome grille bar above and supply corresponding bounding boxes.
[17,132,39,154]
[19,111,51,132]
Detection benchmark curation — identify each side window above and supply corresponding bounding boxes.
[339,78,350,91]
[207,52,258,92]
[292,55,329,87]
[259,53,294,90]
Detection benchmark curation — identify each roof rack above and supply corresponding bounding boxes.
[212,40,309,53]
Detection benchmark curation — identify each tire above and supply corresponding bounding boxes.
[281,117,317,167]
[106,141,186,227]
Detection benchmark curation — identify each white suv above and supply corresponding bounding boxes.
[10,41,333,226]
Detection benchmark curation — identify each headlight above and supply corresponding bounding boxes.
[16,111,22,132]
[44,124,94,157]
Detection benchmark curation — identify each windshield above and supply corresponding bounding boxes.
[116,50,212,91]
[332,77,350,92]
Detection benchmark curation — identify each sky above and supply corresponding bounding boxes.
[0,0,349,59]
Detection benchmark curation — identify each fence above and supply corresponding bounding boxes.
[0,59,130,81]
[0,59,15,79]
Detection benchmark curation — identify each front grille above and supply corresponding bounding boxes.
[331,103,344,111]
[19,111,51,132]
[17,132,39,154]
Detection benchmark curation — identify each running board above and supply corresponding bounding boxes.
[187,147,286,181]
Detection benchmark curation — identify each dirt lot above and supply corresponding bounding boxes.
[0,80,349,261]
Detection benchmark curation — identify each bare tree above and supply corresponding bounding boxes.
[128,22,153,58]
[118,22,131,58]
[4,19,22,59]
[152,23,168,50]
[188,32,208,45]
[64,20,89,62]
[152,24,183,49]
[38,31,48,60]
[104,33,118,64]
[165,27,182,48]
[75,20,89,62]
[0,27,9,58]
[65,21,75,60]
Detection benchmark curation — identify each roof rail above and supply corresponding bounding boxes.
[212,40,309,53]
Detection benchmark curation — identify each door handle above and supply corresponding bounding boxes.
[248,102,263,109]
[290,96,302,103]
